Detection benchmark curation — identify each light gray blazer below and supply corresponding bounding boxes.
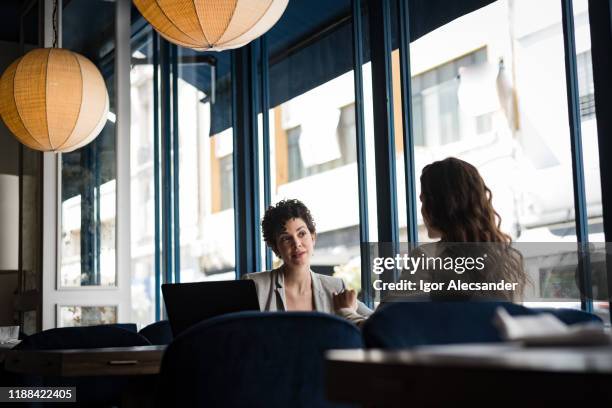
[244,268,372,323]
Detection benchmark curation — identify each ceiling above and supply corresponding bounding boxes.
[0,1,351,50]
[0,0,28,43]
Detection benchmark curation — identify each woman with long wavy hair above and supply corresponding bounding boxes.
[415,157,527,301]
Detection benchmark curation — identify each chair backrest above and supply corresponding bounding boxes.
[13,326,151,406]
[362,301,537,349]
[16,325,150,350]
[108,323,138,333]
[159,311,363,408]
[139,320,173,345]
[532,307,603,325]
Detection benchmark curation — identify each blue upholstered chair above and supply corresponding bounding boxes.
[108,323,138,333]
[13,325,152,406]
[139,320,173,345]
[158,311,363,408]
[362,301,538,349]
[532,307,602,325]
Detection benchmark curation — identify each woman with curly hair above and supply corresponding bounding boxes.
[244,199,372,324]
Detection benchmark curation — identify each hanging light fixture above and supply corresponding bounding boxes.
[0,0,109,153]
[133,0,289,51]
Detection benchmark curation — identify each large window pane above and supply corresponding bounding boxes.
[176,47,235,283]
[400,0,603,310]
[267,0,365,293]
[130,28,156,327]
[572,0,607,321]
[60,0,116,288]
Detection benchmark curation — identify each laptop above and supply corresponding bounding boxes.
[162,280,260,337]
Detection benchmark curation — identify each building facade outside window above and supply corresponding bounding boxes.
[219,154,234,211]
[577,50,595,120]
[285,103,358,182]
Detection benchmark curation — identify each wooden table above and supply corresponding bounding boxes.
[326,344,612,406]
[0,341,20,364]
[4,345,166,377]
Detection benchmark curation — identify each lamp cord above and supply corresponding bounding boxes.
[52,0,58,48]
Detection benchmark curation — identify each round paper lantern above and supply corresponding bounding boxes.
[134,0,289,51]
[0,48,109,153]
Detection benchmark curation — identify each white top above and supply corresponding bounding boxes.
[244,268,372,325]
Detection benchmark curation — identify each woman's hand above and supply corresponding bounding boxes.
[333,289,357,312]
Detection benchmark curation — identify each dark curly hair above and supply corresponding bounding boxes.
[261,199,316,255]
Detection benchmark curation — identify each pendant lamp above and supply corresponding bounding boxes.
[134,0,289,51]
[0,1,109,153]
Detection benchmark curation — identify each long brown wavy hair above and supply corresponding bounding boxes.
[420,157,527,299]
[420,157,509,242]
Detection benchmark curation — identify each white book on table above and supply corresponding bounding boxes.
[493,307,611,346]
